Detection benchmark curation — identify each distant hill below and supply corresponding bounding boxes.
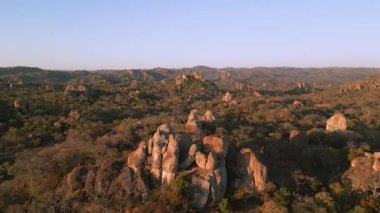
[1,66,380,90]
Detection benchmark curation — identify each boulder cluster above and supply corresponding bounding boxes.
[175,71,206,85]
[235,82,249,90]
[338,82,380,94]
[222,92,237,106]
[55,110,268,210]
[185,109,216,140]
[64,83,87,96]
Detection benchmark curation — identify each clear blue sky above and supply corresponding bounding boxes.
[1,0,379,70]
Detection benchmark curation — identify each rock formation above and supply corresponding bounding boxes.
[222,92,232,103]
[372,152,380,172]
[55,112,266,210]
[64,84,74,96]
[129,80,138,88]
[203,136,229,158]
[127,141,147,171]
[162,135,179,184]
[13,99,21,109]
[64,83,88,96]
[236,82,248,90]
[55,159,150,209]
[13,99,29,111]
[253,90,262,97]
[360,152,380,172]
[297,82,306,89]
[235,148,268,191]
[185,109,202,139]
[175,74,188,85]
[289,130,308,143]
[77,84,87,93]
[188,135,229,208]
[201,110,216,135]
[175,71,206,85]
[293,100,304,107]
[68,110,80,120]
[326,112,347,132]
[191,71,205,81]
[202,110,215,122]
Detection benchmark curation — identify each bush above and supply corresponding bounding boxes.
[218,198,230,213]
[274,187,291,206]
[261,200,288,213]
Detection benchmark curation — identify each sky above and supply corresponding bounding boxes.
[0,0,380,70]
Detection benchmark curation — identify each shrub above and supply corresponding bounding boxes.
[218,198,230,213]
[274,187,291,206]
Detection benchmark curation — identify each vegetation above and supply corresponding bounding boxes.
[1,66,380,211]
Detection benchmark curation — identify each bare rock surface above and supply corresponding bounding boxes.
[326,112,347,131]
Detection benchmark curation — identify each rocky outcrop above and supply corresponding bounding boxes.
[188,136,229,208]
[185,109,202,137]
[326,112,347,132]
[289,130,308,143]
[127,141,147,171]
[201,110,216,135]
[189,172,212,209]
[253,90,262,97]
[360,152,380,172]
[297,82,306,89]
[13,99,29,111]
[56,166,87,199]
[77,84,87,93]
[13,99,21,109]
[222,92,232,103]
[191,71,205,81]
[203,136,229,158]
[55,160,149,209]
[64,84,74,96]
[236,82,249,90]
[372,152,380,172]
[162,135,179,184]
[55,119,235,210]
[202,110,215,122]
[175,71,206,85]
[64,83,88,96]
[234,148,268,191]
[129,80,138,88]
[293,100,304,107]
[186,109,213,140]
[148,124,180,185]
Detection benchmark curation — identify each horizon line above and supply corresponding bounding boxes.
[2,65,380,72]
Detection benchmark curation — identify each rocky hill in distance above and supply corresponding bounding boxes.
[2,66,380,90]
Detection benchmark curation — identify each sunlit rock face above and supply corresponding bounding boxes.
[235,148,268,191]
[127,141,147,171]
[162,135,179,184]
[222,92,232,103]
[326,112,347,132]
[372,152,380,172]
[185,109,202,138]
[289,130,308,143]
